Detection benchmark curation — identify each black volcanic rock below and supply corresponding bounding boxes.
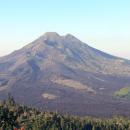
[0,32,130,117]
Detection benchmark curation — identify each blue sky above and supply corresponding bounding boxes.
[0,0,130,59]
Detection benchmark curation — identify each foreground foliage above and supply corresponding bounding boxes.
[0,95,130,130]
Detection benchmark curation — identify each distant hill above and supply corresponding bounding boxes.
[0,32,130,117]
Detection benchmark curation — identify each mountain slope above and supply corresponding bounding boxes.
[0,32,130,117]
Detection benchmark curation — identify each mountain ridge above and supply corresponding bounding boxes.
[0,32,128,61]
[1,32,130,75]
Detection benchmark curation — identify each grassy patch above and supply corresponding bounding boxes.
[114,87,130,99]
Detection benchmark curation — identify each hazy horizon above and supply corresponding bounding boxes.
[0,0,130,59]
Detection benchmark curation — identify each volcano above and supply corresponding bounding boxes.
[0,32,130,117]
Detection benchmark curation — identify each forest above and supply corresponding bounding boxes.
[0,95,130,130]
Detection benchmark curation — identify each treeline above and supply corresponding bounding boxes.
[0,95,130,130]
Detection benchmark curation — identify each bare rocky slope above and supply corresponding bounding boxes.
[0,32,130,117]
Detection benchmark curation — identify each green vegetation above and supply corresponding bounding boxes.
[1,94,130,130]
[114,87,130,99]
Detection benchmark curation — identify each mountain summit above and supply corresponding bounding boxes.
[0,32,130,117]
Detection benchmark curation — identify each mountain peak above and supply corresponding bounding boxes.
[43,32,60,39]
[43,32,78,40]
[64,34,81,42]
[65,33,76,38]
